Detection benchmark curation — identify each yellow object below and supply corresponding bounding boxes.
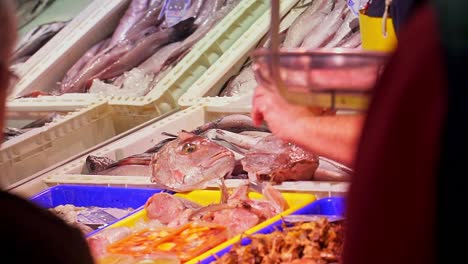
[359,10,398,52]
[94,189,316,263]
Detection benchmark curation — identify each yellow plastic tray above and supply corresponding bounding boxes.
[359,10,397,52]
[92,189,316,263]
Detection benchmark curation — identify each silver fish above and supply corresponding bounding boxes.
[301,0,347,48]
[60,18,196,93]
[15,0,55,29]
[282,0,333,48]
[13,20,68,63]
[92,17,196,82]
[109,0,154,47]
[324,9,359,48]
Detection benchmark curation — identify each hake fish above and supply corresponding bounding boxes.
[60,17,196,93]
[15,0,55,29]
[13,20,68,64]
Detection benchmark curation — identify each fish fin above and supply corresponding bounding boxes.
[219,177,229,204]
[85,156,117,174]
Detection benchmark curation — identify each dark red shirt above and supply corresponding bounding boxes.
[344,5,446,264]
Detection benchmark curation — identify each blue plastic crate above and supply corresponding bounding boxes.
[30,185,172,209]
[199,196,346,264]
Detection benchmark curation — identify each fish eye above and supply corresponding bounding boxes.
[182,143,197,154]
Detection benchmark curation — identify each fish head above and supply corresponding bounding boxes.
[241,135,319,183]
[171,17,197,41]
[151,131,235,191]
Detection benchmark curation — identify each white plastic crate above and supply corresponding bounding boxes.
[9,0,300,133]
[1,100,112,189]
[178,0,313,107]
[8,97,349,198]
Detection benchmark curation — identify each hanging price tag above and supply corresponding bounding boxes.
[159,0,192,27]
[347,0,365,16]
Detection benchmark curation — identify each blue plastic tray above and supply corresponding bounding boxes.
[30,185,172,209]
[198,196,345,264]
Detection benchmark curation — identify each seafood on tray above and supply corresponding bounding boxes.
[3,112,61,142]
[18,0,242,98]
[87,185,289,263]
[49,204,134,235]
[85,114,352,192]
[219,0,361,97]
[213,217,345,264]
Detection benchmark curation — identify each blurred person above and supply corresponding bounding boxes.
[252,0,465,263]
[0,1,94,263]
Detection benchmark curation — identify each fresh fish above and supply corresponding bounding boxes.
[15,0,55,29]
[85,115,269,174]
[220,65,257,97]
[301,0,347,48]
[59,38,111,90]
[3,112,60,142]
[22,112,60,129]
[123,1,165,42]
[3,127,25,142]
[85,154,152,175]
[324,10,360,48]
[60,17,196,93]
[109,0,154,46]
[337,31,362,48]
[145,192,202,224]
[137,41,182,75]
[13,20,68,63]
[92,17,196,83]
[160,0,238,71]
[282,0,333,48]
[314,156,352,181]
[150,131,235,192]
[144,184,288,237]
[241,135,319,183]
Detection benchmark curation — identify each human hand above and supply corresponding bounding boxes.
[251,85,330,143]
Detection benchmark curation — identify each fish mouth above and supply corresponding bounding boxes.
[201,151,234,168]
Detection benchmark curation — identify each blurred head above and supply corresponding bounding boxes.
[0,0,17,136]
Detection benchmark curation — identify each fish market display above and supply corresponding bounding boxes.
[18,0,240,98]
[213,218,344,264]
[219,0,361,97]
[2,113,61,142]
[14,0,55,29]
[85,115,351,189]
[13,20,69,65]
[49,204,134,235]
[87,186,288,262]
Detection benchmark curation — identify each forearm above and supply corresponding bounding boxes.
[292,114,365,167]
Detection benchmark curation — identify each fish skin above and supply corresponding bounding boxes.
[150,131,235,192]
[241,135,319,184]
[283,0,332,48]
[337,31,362,48]
[59,43,132,93]
[109,0,153,47]
[220,65,257,97]
[301,0,347,48]
[324,9,359,48]
[13,20,68,63]
[92,17,196,83]
[85,115,268,174]
[15,0,55,29]
[123,1,165,42]
[137,41,182,74]
[160,0,236,71]
[59,38,111,89]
